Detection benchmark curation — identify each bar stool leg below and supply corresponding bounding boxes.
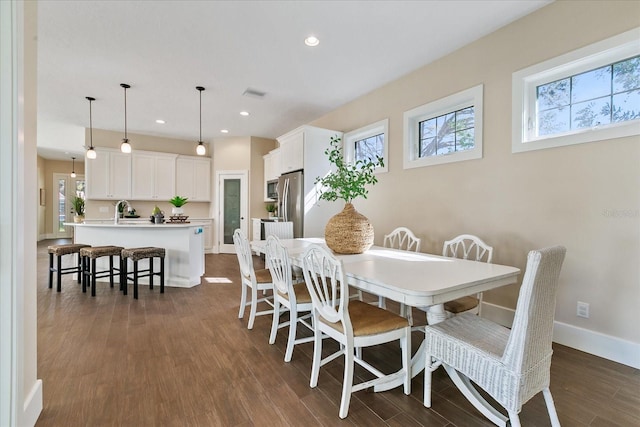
[91,258,97,297]
[48,253,54,289]
[109,255,114,288]
[149,257,154,290]
[122,258,128,295]
[133,260,139,300]
[76,252,83,283]
[160,256,165,294]
[56,255,63,292]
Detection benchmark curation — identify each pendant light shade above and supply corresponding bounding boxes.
[195,86,206,156]
[70,157,77,178]
[86,96,97,159]
[120,83,132,153]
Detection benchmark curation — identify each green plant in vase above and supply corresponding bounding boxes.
[71,195,85,223]
[315,135,383,254]
[266,203,277,217]
[169,196,189,215]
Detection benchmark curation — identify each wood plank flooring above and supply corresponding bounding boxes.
[35,239,639,426]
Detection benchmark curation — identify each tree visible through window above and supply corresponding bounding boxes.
[418,107,475,157]
[354,133,384,163]
[537,55,640,137]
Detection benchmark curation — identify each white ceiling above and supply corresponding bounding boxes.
[37,0,551,160]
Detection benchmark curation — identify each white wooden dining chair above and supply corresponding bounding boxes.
[301,244,411,419]
[379,227,421,323]
[424,245,566,427]
[264,235,314,362]
[232,229,275,330]
[442,234,493,316]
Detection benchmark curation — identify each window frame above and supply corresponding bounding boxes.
[512,27,640,153]
[343,118,389,174]
[403,84,483,169]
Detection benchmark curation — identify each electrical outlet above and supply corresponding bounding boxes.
[99,206,109,213]
[577,301,589,318]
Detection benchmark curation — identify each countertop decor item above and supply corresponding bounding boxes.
[315,135,383,254]
[169,196,189,215]
[72,195,85,223]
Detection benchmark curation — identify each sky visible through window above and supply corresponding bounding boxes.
[537,55,640,136]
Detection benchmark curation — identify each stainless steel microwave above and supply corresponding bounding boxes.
[266,179,278,199]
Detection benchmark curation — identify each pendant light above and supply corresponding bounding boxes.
[85,96,97,159]
[120,83,132,153]
[195,86,206,156]
[70,157,77,178]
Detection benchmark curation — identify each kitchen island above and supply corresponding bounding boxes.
[68,221,205,288]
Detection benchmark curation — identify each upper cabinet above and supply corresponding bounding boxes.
[131,151,177,200]
[263,148,281,182]
[176,156,211,201]
[86,148,132,200]
[277,129,304,174]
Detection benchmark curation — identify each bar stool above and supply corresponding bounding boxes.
[80,246,124,297]
[121,247,165,299]
[47,243,91,292]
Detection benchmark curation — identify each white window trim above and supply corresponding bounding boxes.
[512,27,640,153]
[344,118,389,174]
[403,84,483,169]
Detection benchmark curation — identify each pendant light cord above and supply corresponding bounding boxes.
[199,88,202,142]
[124,86,128,139]
[89,98,93,147]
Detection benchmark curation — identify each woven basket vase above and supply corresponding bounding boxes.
[324,203,374,254]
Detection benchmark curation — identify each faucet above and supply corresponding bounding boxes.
[114,200,130,224]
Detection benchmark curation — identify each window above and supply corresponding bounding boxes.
[404,84,483,169]
[344,118,388,173]
[512,28,640,153]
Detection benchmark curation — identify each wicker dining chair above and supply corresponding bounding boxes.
[301,244,411,419]
[265,235,314,362]
[233,229,275,330]
[424,245,566,427]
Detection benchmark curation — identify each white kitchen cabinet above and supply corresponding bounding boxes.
[278,130,304,174]
[263,148,280,200]
[86,148,132,200]
[131,151,177,201]
[176,156,211,201]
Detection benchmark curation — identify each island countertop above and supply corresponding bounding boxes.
[67,221,205,288]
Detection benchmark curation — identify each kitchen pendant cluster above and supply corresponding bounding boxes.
[84,83,208,159]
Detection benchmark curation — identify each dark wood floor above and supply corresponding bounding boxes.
[35,239,639,426]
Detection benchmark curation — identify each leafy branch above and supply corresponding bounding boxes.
[315,135,384,204]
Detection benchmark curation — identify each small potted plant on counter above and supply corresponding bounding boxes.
[169,196,189,215]
[72,195,85,223]
[266,203,277,218]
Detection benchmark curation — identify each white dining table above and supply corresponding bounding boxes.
[251,237,521,394]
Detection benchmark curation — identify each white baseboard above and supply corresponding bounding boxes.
[22,379,42,426]
[481,302,640,369]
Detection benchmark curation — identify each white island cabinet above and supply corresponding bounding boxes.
[70,221,205,288]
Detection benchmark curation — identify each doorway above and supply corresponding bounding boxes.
[52,173,85,239]
[216,171,248,253]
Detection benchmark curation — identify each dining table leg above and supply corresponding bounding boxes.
[373,303,447,392]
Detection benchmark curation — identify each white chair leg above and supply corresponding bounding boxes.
[402,331,411,395]
[507,411,521,427]
[543,388,561,427]
[339,344,355,419]
[378,295,386,309]
[424,353,433,407]
[355,346,362,359]
[401,303,414,325]
[310,322,322,388]
[284,306,298,362]
[238,283,247,319]
[247,286,258,329]
[269,297,280,344]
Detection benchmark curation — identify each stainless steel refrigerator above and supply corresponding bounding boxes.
[277,170,303,238]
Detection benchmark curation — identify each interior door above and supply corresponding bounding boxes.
[216,171,248,253]
[52,173,85,238]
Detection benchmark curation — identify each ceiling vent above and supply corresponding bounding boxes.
[242,88,266,99]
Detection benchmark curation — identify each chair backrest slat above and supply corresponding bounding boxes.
[265,235,292,295]
[443,234,493,263]
[384,227,421,252]
[233,229,255,284]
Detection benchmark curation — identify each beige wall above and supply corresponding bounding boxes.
[250,136,278,219]
[311,0,640,344]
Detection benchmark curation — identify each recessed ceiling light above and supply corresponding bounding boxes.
[220,129,229,134]
[240,111,249,116]
[304,36,319,47]
[155,119,165,124]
